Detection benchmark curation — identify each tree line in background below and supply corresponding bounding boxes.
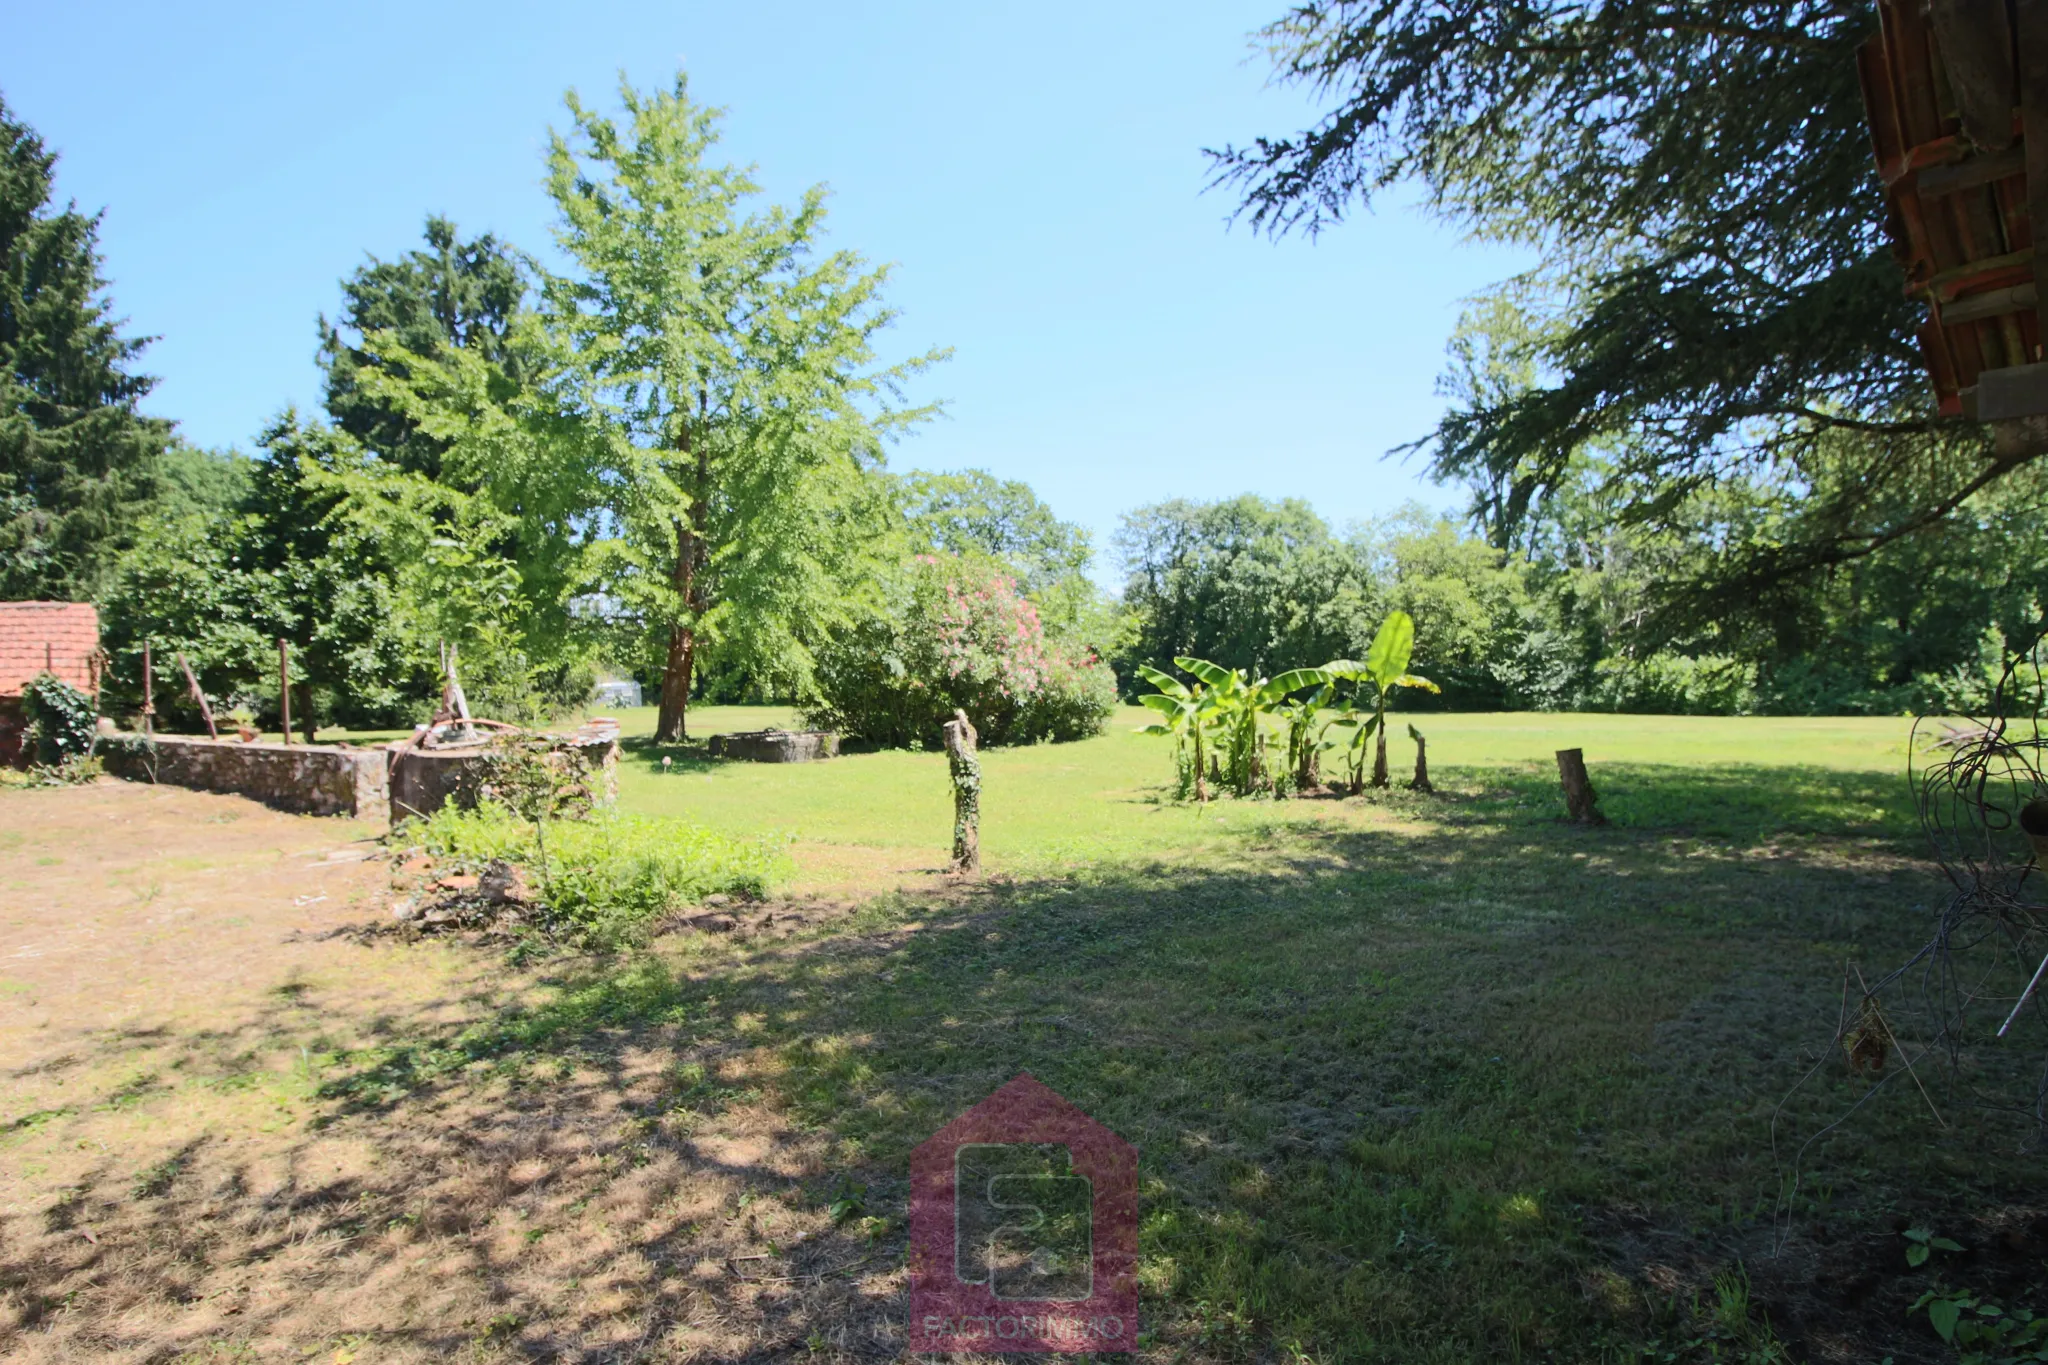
[1,79,1119,746]
[6,39,2045,747]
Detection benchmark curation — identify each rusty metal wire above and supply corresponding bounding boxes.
[1876,640,2048,1132]
[1771,644,2048,1245]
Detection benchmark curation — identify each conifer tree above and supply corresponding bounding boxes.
[0,94,170,600]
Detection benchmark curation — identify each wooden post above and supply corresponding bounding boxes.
[1407,723,1433,793]
[943,708,980,874]
[141,641,154,737]
[278,639,291,745]
[1556,748,1606,825]
[176,651,217,740]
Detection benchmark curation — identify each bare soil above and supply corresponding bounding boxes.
[0,781,909,1363]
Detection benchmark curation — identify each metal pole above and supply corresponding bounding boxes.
[279,639,291,745]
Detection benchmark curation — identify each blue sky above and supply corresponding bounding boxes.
[4,1,1531,579]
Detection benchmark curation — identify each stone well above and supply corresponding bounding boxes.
[388,735,619,823]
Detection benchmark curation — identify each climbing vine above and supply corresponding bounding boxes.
[21,671,98,769]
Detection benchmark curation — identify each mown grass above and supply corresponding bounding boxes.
[607,706,1922,867]
[302,712,2042,1362]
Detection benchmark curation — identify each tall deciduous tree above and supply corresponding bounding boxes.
[0,94,170,600]
[895,468,1093,595]
[543,75,943,741]
[1210,2,1998,623]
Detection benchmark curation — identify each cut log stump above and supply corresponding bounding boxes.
[1556,747,1606,825]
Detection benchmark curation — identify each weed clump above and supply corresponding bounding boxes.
[402,801,787,946]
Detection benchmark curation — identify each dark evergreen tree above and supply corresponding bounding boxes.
[0,94,171,600]
[316,215,528,480]
[1209,2,2013,625]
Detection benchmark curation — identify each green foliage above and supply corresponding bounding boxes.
[541,73,944,741]
[1211,1,1965,610]
[1326,610,1439,789]
[0,95,172,600]
[1113,495,1377,691]
[96,503,282,728]
[20,670,97,768]
[809,553,1116,749]
[318,216,530,480]
[1910,1287,2048,1363]
[1589,653,1759,717]
[404,802,788,948]
[1901,1226,1963,1269]
[1139,654,1344,799]
[1136,612,1438,798]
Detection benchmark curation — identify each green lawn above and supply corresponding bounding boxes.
[105,704,2032,1360]
[310,706,2042,1361]
[607,706,1922,876]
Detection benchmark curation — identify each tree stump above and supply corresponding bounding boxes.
[1407,725,1433,793]
[1555,747,1606,825]
[943,708,981,874]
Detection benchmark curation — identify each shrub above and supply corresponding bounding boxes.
[1586,653,1757,715]
[21,671,99,768]
[403,802,789,948]
[808,554,1117,748]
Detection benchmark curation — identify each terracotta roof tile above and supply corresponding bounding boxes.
[0,602,101,697]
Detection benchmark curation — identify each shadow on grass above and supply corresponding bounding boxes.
[619,734,722,777]
[2,765,2028,1364]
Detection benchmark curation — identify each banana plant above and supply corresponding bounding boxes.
[1272,676,1342,793]
[1135,663,1214,802]
[1174,657,1264,794]
[1326,611,1439,792]
[1139,658,1333,799]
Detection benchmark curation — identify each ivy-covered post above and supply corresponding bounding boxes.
[943,708,980,875]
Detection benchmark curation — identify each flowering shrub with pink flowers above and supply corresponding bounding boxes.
[808,554,1117,748]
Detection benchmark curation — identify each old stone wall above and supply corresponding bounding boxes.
[388,738,619,825]
[104,735,389,823]
[707,729,839,763]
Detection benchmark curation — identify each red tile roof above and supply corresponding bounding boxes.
[0,602,101,698]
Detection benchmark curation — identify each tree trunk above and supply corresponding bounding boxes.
[944,708,980,873]
[1556,747,1606,824]
[296,681,316,744]
[1372,727,1390,788]
[655,416,710,745]
[1408,730,1433,792]
[656,623,696,743]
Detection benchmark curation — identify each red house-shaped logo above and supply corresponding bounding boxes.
[909,1073,1137,1352]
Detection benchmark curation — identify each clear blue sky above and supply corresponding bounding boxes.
[5,1,1530,580]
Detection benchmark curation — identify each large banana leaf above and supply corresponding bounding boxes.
[1396,672,1440,694]
[1136,663,1190,699]
[1175,656,1238,689]
[1364,611,1415,687]
[1138,692,1187,718]
[1265,666,1334,697]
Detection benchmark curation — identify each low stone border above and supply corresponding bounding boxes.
[706,729,840,763]
[103,734,388,822]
